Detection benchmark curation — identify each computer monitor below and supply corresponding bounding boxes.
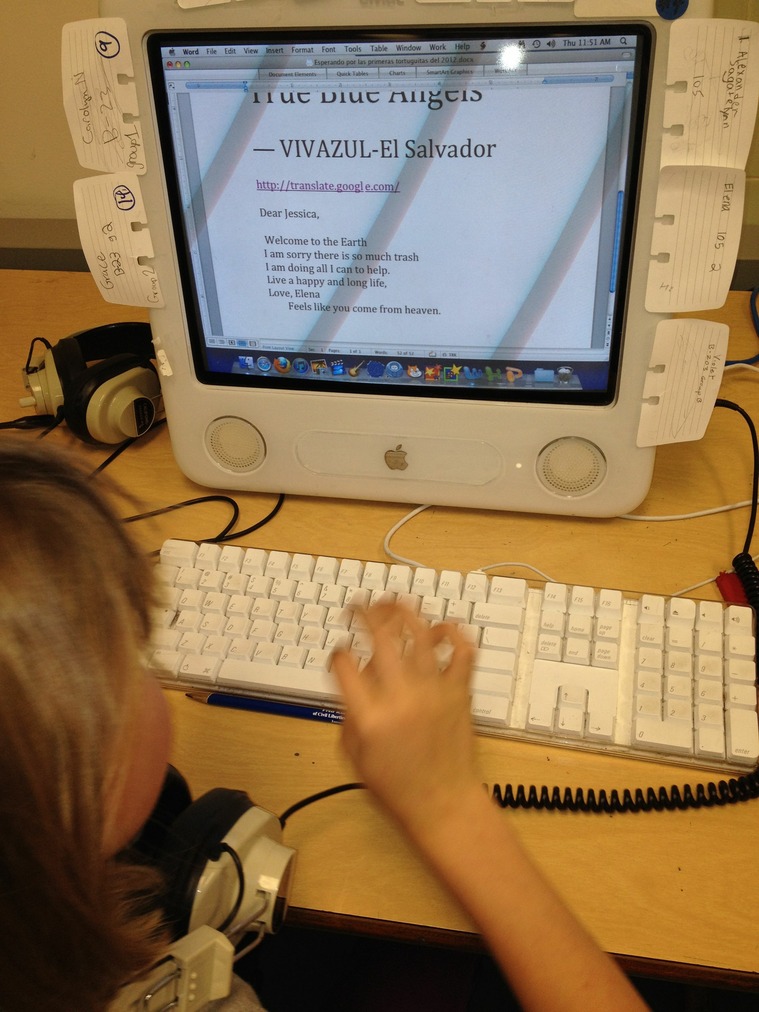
[98,0,714,517]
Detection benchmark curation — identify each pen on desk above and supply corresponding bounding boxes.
[185,690,344,725]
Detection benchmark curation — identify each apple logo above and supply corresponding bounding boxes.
[384,444,408,471]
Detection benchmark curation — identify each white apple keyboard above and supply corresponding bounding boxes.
[152,540,759,773]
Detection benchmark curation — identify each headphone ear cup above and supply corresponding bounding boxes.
[130,765,194,864]
[156,789,254,940]
[65,354,159,444]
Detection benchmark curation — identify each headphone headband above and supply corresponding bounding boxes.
[66,322,154,363]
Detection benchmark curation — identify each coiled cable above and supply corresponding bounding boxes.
[490,771,759,813]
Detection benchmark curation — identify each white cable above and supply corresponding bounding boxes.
[233,924,266,961]
[382,504,431,566]
[473,561,558,583]
[382,506,559,582]
[382,503,753,599]
[725,363,759,374]
[670,551,759,598]
[621,500,752,522]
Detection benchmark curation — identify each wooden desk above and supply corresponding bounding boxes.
[3,269,759,989]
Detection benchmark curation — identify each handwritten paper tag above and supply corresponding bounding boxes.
[646,165,744,313]
[637,318,728,448]
[74,173,164,308]
[663,19,759,169]
[62,19,145,174]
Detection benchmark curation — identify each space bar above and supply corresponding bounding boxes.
[218,658,340,702]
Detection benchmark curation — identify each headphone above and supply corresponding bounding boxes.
[131,765,296,941]
[20,323,162,445]
[113,766,296,1010]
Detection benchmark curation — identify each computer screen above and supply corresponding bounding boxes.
[148,26,648,406]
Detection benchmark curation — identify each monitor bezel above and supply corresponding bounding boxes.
[146,22,653,408]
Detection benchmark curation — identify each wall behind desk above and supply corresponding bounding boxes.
[1,0,757,276]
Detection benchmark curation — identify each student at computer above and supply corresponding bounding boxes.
[0,439,642,1010]
[332,605,648,1011]
[0,440,263,1012]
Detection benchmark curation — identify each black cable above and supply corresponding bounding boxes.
[211,842,246,934]
[716,399,759,639]
[490,771,759,813]
[90,418,168,475]
[725,287,759,365]
[37,408,65,438]
[716,398,759,556]
[211,493,286,543]
[278,783,365,828]
[123,495,242,547]
[123,491,286,551]
[23,335,52,371]
[90,436,139,475]
[0,414,55,431]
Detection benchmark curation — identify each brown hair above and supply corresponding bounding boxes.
[0,439,168,1010]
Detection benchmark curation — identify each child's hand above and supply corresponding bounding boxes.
[331,603,482,835]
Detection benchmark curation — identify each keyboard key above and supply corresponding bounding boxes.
[411,568,438,596]
[386,565,413,594]
[475,649,517,677]
[543,583,568,611]
[564,638,591,664]
[556,705,585,738]
[265,551,291,579]
[438,571,463,600]
[218,657,339,701]
[241,548,267,576]
[726,708,759,763]
[290,554,316,581]
[568,614,594,639]
[161,539,199,568]
[337,558,362,586]
[463,572,488,602]
[639,595,665,623]
[196,543,221,568]
[218,545,245,573]
[471,694,511,727]
[596,588,623,619]
[179,654,221,684]
[570,586,595,614]
[488,576,527,606]
[314,555,340,583]
[634,715,693,755]
[471,602,524,629]
[361,562,388,590]
[472,671,514,697]
[667,599,696,624]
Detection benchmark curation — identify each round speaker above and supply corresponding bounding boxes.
[536,437,607,497]
[204,417,266,473]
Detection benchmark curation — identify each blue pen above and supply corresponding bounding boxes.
[186,690,344,725]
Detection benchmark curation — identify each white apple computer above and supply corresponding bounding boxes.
[93,0,720,517]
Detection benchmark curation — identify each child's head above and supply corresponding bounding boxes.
[0,439,171,1010]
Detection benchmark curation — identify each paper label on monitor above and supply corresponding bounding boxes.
[62,19,145,174]
[646,165,744,313]
[637,318,728,448]
[662,19,759,169]
[73,173,164,308]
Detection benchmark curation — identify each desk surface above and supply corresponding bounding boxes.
[3,269,759,988]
